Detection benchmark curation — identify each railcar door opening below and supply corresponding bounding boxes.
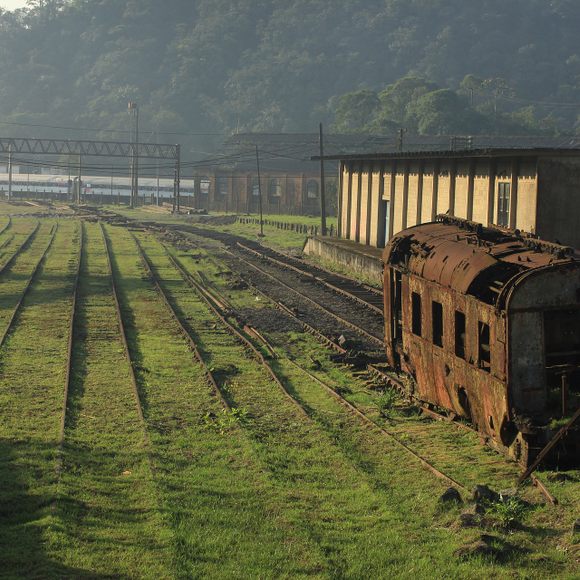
[391,270,402,362]
[544,309,580,416]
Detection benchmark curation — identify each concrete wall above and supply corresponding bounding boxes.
[304,236,383,285]
[339,155,553,248]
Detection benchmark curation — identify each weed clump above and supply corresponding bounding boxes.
[376,389,398,418]
[203,408,250,435]
[487,496,530,530]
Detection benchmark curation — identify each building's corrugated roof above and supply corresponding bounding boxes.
[314,136,580,161]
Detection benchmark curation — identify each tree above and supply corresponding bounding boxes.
[330,90,380,133]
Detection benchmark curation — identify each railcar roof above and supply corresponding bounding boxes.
[383,216,578,305]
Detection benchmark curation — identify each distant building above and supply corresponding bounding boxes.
[328,140,580,249]
[191,133,394,215]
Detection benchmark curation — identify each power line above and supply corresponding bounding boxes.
[0,119,229,137]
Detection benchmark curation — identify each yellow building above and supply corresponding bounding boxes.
[334,148,580,249]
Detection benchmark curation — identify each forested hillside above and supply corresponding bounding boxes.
[1,0,579,157]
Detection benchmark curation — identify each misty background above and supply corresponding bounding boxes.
[0,0,579,163]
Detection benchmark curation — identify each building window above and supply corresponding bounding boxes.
[306,179,319,199]
[497,182,510,227]
[252,177,260,197]
[200,177,210,195]
[478,321,491,372]
[432,301,443,347]
[455,311,466,359]
[269,178,282,198]
[217,176,228,196]
[411,292,422,337]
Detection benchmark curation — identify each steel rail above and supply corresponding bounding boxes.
[164,249,311,419]
[0,223,59,351]
[55,221,84,479]
[0,234,15,252]
[0,220,41,278]
[100,222,149,428]
[129,232,230,410]
[284,357,467,491]
[0,216,12,237]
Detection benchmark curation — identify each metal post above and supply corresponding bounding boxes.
[77,155,82,204]
[176,144,181,213]
[156,131,160,206]
[135,105,139,207]
[111,167,115,204]
[7,144,12,202]
[319,123,327,236]
[561,372,569,418]
[255,145,264,237]
[128,101,139,208]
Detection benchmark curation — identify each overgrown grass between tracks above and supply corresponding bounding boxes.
[106,224,326,578]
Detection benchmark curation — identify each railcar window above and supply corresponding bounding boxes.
[455,311,466,359]
[432,301,443,347]
[478,321,491,372]
[412,292,422,337]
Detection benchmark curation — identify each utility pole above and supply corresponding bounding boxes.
[176,144,181,213]
[155,130,160,206]
[398,128,407,152]
[128,101,139,208]
[255,145,264,237]
[110,166,115,204]
[7,144,12,202]
[77,155,82,204]
[319,122,327,236]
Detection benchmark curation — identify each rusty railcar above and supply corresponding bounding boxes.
[383,215,580,466]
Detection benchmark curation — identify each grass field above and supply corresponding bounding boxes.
[0,210,577,578]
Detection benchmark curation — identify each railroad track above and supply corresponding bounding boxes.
[163,248,312,419]
[162,245,472,495]
[130,232,230,411]
[101,223,149,431]
[0,220,41,279]
[0,223,59,351]
[234,240,384,314]
[224,248,385,349]
[168,224,384,339]
[0,216,12,237]
[55,221,83,479]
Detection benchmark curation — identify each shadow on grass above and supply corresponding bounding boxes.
[0,438,110,578]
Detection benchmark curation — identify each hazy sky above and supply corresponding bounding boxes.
[1,0,28,10]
